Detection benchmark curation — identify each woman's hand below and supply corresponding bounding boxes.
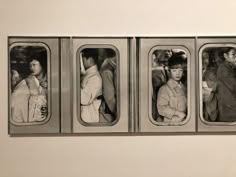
[176,111,186,119]
[40,81,48,89]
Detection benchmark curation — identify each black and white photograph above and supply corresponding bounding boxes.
[78,48,119,124]
[139,38,196,132]
[8,37,131,134]
[197,37,236,132]
[2,2,236,177]
[151,49,188,126]
[8,37,62,134]
[72,38,132,133]
[9,43,50,126]
[199,44,236,125]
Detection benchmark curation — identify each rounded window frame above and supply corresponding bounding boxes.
[199,43,236,126]
[76,44,121,127]
[9,42,52,126]
[148,45,191,126]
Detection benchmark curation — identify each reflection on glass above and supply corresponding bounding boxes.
[10,45,48,125]
[79,48,118,124]
[201,46,236,123]
[151,49,188,125]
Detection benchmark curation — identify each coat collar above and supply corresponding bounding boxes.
[84,65,99,76]
[167,78,184,90]
[224,61,236,70]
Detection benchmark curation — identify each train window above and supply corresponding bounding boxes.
[9,43,51,126]
[199,44,236,125]
[149,47,190,126]
[76,46,120,126]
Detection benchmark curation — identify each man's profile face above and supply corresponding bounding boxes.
[164,50,172,58]
[224,49,236,65]
[11,70,21,88]
[82,56,94,70]
[158,50,171,66]
[202,52,209,69]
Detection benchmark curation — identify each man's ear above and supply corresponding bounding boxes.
[224,53,228,60]
[88,57,95,65]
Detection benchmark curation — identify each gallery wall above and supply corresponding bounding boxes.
[1,0,236,177]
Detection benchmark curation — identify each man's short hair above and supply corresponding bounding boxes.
[81,48,98,62]
[106,48,116,58]
[219,47,236,61]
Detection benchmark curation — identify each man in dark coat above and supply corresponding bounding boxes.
[216,47,236,122]
[99,49,117,123]
[151,50,170,121]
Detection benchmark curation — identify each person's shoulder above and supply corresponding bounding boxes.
[159,83,168,92]
[158,84,171,98]
[99,59,110,71]
[100,68,113,78]
[216,63,226,74]
[94,71,102,79]
[218,62,227,70]
[205,67,217,79]
[86,72,102,87]
[217,62,233,76]
[152,69,163,75]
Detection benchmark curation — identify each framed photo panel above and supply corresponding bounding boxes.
[197,37,236,132]
[8,37,70,134]
[71,37,134,133]
[138,37,196,133]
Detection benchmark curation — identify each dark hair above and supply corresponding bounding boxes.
[11,63,28,79]
[106,48,116,58]
[219,47,235,61]
[81,48,98,63]
[168,54,184,68]
[153,50,159,58]
[175,51,185,56]
[29,49,47,73]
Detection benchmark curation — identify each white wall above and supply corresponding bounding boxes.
[1,0,236,177]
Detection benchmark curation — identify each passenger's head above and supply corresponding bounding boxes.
[29,51,47,77]
[176,51,187,60]
[81,48,98,70]
[214,50,224,67]
[11,65,28,88]
[202,51,210,70]
[98,48,107,60]
[158,50,172,66]
[164,50,172,58]
[97,48,107,68]
[106,48,116,64]
[220,47,236,65]
[152,50,159,67]
[168,55,184,82]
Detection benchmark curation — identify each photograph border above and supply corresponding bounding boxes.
[9,42,52,126]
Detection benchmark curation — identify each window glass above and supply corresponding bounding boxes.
[200,45,236,124]
[77,47,119,126]
[150,48,189,126]
[9,43,50,125]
